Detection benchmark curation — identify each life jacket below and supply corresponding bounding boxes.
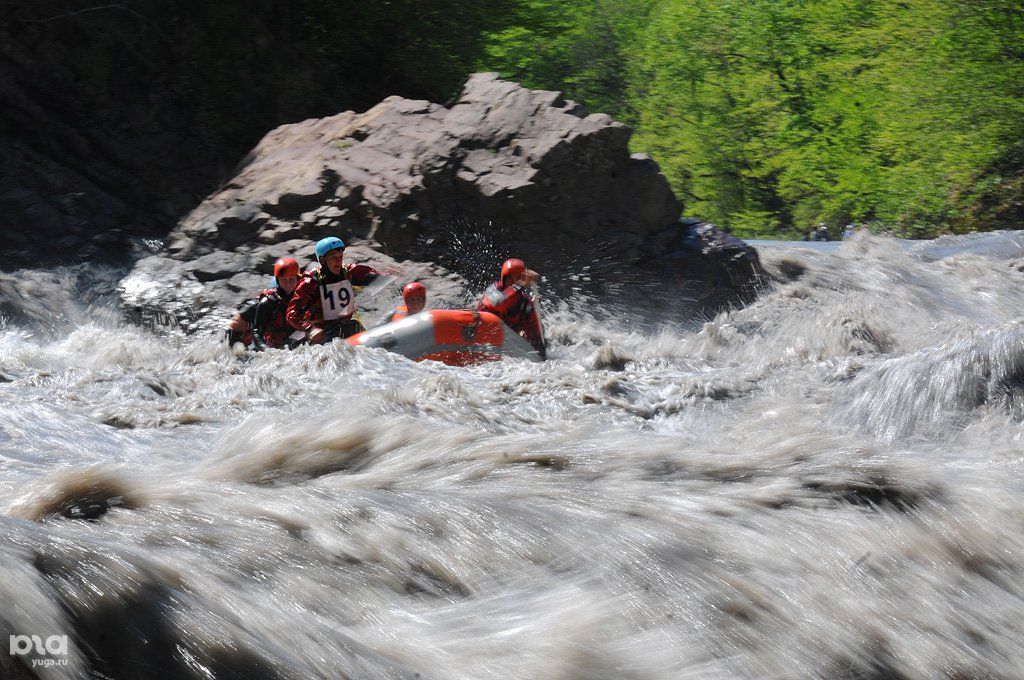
[315,268,356,322]
[287,264,379,337]
[288,267,353,330]
[254,287,293,349]
[478,282,544,354]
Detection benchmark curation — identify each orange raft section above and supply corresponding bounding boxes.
[347,310,543,366]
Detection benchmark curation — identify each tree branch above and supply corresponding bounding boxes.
[20,4,148,24]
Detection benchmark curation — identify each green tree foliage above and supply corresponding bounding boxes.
[477,0,657,117]
[480,0,1024,238]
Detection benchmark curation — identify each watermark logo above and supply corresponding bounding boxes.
[9,635,69,668]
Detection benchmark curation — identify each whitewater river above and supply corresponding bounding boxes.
[2,231,1024,679]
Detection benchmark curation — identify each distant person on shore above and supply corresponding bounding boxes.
[478,258,546,359]
[811,223,831,241]
[381,282,427,324]
[286,236,381,343]
[226,257,301,350]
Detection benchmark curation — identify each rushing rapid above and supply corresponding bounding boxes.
[2,231,1024,679]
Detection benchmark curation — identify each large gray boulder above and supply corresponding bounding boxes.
[124,73,762,328]
[165,73,681,262]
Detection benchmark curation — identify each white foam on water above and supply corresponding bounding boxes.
[2,232,1024,678]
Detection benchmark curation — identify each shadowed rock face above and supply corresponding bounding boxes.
[0,17,214,268]
[125,74,762,327]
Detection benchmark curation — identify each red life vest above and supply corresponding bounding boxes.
[254,288,293,349]
[286,264,380,332]
[477,282,544,353]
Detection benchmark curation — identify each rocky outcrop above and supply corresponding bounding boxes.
[122,73,761,329]
[165,73,682,264]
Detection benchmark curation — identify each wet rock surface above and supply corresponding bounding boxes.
[119,242,470,334]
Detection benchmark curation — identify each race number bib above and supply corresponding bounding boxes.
[319,280,355,320]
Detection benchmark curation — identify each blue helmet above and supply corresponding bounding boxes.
[314,236,346,260]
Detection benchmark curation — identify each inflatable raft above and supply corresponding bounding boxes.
[347,310,543,365]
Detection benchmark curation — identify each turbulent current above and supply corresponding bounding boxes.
[3,231,1024,679]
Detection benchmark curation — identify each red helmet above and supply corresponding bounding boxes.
[273,257,300,278]
[402,282,427,311]
[501,258,526,286]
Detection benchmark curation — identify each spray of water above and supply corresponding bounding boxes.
[2,231,1024,678]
